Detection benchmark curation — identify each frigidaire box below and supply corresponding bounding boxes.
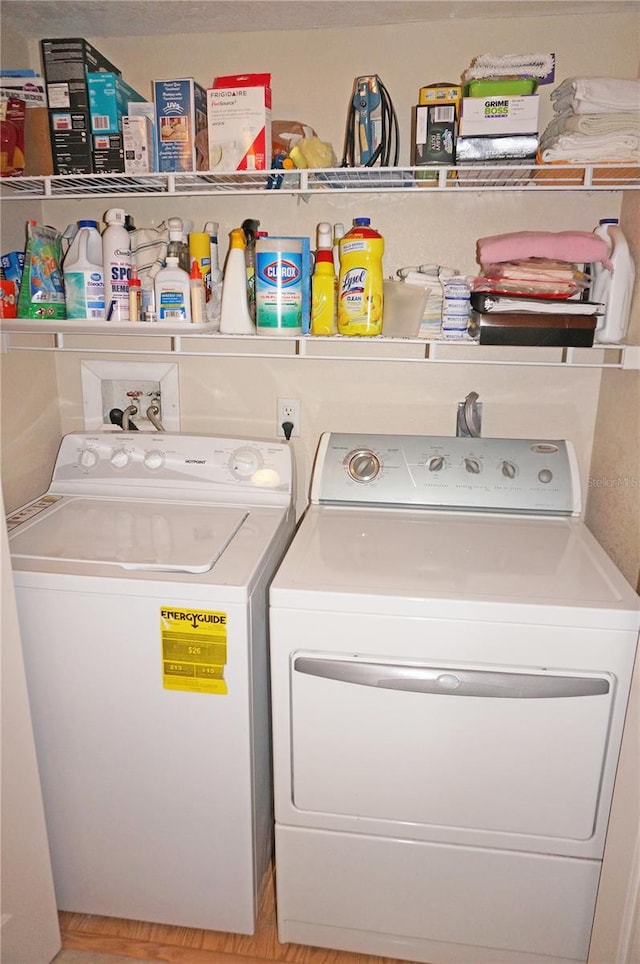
[122,115,153,174]
[41,38,120,111]
[87,72,145,134]
[154,78,208,172]
[459,95,540,136]
[207,73,271,172]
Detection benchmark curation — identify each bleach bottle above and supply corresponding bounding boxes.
[63,220,105,319]
[591,219,636,344]
[102,208,132,321]
[338,217,384,336]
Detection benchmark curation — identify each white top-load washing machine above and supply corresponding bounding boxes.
[7,431,295,934]
[269,432,640,964]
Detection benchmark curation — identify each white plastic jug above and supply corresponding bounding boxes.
[591,219,636,344]
[63,220,105,319]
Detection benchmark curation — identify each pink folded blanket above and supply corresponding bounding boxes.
[477,231,612,269]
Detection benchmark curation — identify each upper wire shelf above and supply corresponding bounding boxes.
[2,163,639,199]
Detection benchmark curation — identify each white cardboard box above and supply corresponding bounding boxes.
[122,115,152,174]
[459,95,540,136]
[206,73,271,172]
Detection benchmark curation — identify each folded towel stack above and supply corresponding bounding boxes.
[539,77,640,163]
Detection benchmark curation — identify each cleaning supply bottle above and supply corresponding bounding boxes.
[242,218,260,322]
[154,255,191,322]
[166,218,184,262]
[189,260,207,324]
[63,219,105,319]
[205,220,223,329]
[338,217,384,336]
[591,218,636,344]
[311,222,337,336]
[102,207,132,321]
[188,230,211,300]
[128,265,142,322]
[255,236,303,335]
[219,227,256,334]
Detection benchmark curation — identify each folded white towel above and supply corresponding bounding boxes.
[540,131,639,163]
[551,77,640,113]
[464,52,554,82]
[543,111,640,140]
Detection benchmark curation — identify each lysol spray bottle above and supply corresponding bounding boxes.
[311,222,337,336]
[102,208,132,321]
[255,237,303,335]
[63,219,105,319]
[338,217,384,336]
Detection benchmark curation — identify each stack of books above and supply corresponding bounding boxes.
[468,292,604,346]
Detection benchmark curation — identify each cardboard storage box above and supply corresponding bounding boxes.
[48,109,92,174]
[92,131,125,173]
[418,83,462,115]
[0,73,53,175]
[128,102,158,170]
[41,38,120,111]
[88,72,145,134]
[154,78,208,172]
[207,73,271,172]
[459,95,539,136]
[122,115,153,174]
[413,103,457,166]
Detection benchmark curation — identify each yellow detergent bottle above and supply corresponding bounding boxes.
[338,217,384,336]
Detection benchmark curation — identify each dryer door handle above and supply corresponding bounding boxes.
[293,657,609,699]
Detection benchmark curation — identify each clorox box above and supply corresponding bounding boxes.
[207,73,271,172]
[154,78,208,172]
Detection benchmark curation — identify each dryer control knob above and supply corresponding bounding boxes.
[428,456,445,472]
[143,450,165,471]
[538,468,553,484]
[464,457,481,475]
[78,447,98,470]
[348,450,381,483]
[110,448,131,469]
[501,460,517,479]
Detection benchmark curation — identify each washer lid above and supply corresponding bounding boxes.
[9,497,248,573]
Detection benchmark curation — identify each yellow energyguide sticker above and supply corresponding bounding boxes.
[161,607,228,694]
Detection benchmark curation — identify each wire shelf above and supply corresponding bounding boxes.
[2,163,639,199]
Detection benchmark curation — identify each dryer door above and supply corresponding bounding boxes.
[288,650,614,850]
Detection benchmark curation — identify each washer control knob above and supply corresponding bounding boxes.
[347,450,381,483]
[230,446,262,480]
[427,456,445,472]
[464,457,481,475]
[110,448,131,469]
[501,460,517,479]
[143,449,165,471]
[78,447,98,470]
[538,468,553,484]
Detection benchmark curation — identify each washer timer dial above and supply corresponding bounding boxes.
[347,449,381,483]
[230,446,263,480]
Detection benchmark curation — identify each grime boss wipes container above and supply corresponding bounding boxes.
[338,217,384,336]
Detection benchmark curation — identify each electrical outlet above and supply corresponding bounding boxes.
[277,397,301,438]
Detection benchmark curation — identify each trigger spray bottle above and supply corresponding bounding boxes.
[311,222,337,336]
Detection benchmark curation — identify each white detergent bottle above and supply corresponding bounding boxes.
[154,255,191,322]
[63,219,105,319]
[102,208,132,321]
[591,218,636,344]
[219,227,255,334]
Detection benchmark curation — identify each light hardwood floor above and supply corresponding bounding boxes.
[59,866,412,964]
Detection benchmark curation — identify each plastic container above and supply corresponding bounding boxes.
[63,219,105,319]
[338,217,384,336]
[465,78,538,97]
[219,227,255,334]
[189,261,207,324]
[153,255,191,322]
[311,222,337,336]
[188,231,211,300]
[255,237,303,335]
[128,265,142,322]
[381,280,428,338]
[102,208,132,322]
[591,219,636,344]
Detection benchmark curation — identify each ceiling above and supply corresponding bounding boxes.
[2,0,637,37]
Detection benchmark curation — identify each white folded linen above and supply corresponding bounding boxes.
[543,112,640,141]
[540,131,639,163]
[464,52,554,81]
[551,77,640,113]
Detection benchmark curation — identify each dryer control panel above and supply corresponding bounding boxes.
[312,433,581,516]
[42,432,293,505]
